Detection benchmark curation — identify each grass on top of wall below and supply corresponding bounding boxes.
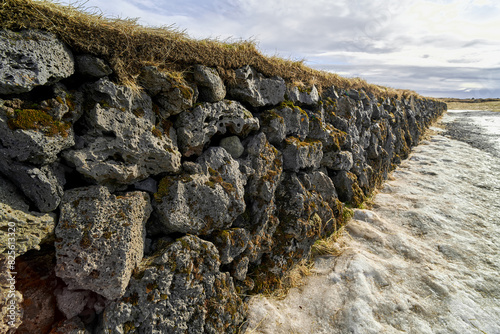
[1,0,422,99]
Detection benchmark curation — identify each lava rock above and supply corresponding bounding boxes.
[100,235,245,334]
[286,85,320,106]
[75,54,112,78]
[220,136,244,159]
[64,78,181,184]
[55,186,152,300]
[229,65,286,107]
[176,100,259,157]
[193,65,226,102]
[0,29,74,94]
[153,147,246,235]
[0,174,56,255]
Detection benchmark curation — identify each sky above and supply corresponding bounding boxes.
[62,0,500,98]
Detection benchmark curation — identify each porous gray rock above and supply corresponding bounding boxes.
[274,104,309,140]
[193,65,226,102]
[138,66,196,117]
[322,85,340,100]
[50,83,84,122]
[64,78,181,184]
[231,256,250,281]
[176,100,259,157]
[286,85,320,106]
[308,171,338,207]
[153,147,246,235]
[0,174,56,256]
[259,110,286,146]
[134,178,158,193]
[236,133,282,263]
[0,29,74,94]
[0,105,75,165]
[229,65,286,107]
[282,137,323,172]
[211,228,250,264]
[55,186,152,300]
[55,288,90,319]
[333,171,364,205]
[220,136,244,159]
[100,235,245,334]
[75,54,112,78]
[322,150,354,171]
[308,117,348,152]
[254,172,338,290]
[0,156,65,212]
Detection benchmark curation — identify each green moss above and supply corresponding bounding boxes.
[154,176,175,202]
[123,321,136,333]
[279,100,296,109]
[7,108,71,137]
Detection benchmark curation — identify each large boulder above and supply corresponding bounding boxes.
[0,29,74,95]
[229,66,285,107]
[152,147,246,235]
[55,186,152,300]
[176,100,259,157]
[100,235,245,334]
[64,78,181,185]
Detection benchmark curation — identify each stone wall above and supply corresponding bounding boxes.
[0,29,446,333]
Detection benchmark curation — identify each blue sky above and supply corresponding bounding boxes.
[63,0,500,98]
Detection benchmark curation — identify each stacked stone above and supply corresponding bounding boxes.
[0,29,446,333]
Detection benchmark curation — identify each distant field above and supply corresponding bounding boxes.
[440,98,500,112]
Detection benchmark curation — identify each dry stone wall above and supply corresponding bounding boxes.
[0,29,446,333]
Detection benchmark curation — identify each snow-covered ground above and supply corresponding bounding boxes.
[245,111,500,334]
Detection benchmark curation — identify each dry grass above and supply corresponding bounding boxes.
[440,98,500,112]
[311,226,349,257]
[262,224,349,302]
[0,0,424,99]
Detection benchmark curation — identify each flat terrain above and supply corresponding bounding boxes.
[441,98,500,111]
